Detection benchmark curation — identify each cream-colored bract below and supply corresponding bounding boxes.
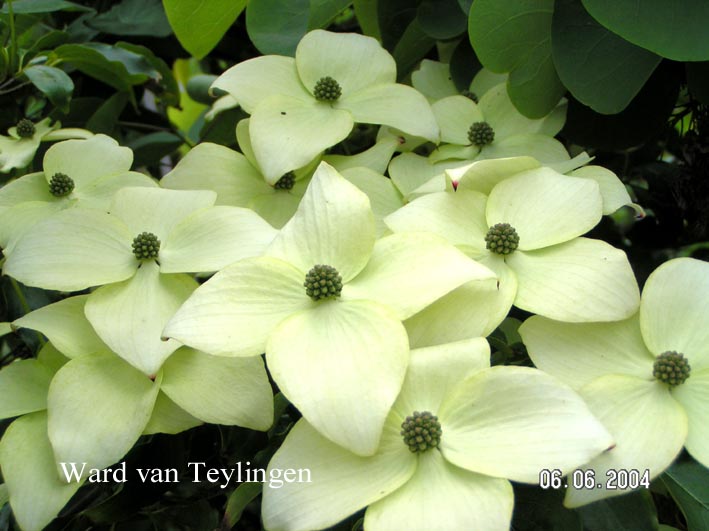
[520,257,709,506]
[262,339,612,531]
[386,164,640,324]
[211,30,439,180]
[164,162,494,456]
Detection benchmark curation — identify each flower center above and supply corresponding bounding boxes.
[48,173,75,197]
[313,76,342,102]
[461,89,479,103]
[132,232,160,260]
[274,171,296,190]
[16,119,35,138]
[653,351,691,387]
[304,264,342,301]
[468,121,494,147]
[485,223,519,255]
[401,411,442,453]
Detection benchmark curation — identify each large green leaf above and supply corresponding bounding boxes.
[562,61,680,150]
[89,0,172,37]
[391,17,435,79]
[86,92,128,134]
[52,43,158,92]
[224,482,262,528]
[353,0,380,40]
[416,0,466,40]
[246,0,310,56]
[552,0,660,114]
[377,0,420,52]
[468,0,564,118]
[163,0,247,58]
[0,0,92,13]
[662,457,709,531]
[576,490,659,531]
[23,65,74,111]
[117,42,180,107]
[581,0,709,61]
[308,0,352,29]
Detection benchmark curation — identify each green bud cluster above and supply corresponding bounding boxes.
[468,121,494,147]
[274,171,296,190]
[313,76,342,102]
[16,119,36,138]
[401,411,442,453]
[461,89,479,103]
[132,232,160,260]
[304,264,342,300]
[653,351,691,386]
[485,223,520,255]
[48,173,75,197]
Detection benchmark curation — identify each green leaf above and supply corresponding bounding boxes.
[576,490,659,531]
[117,42,180,107]
[86,92,128,134]
[0,0,92,13]
[662,457,709,531]
[163,0,247,58]
[416,0,466,40]
[308,0,352,29]
[353,0,380,40]
[562,61,680,150]
[377,0,420,52]
[391,17,435,80]
[457,0,471,12]
[89,0,172,37]
[186,74,219,105]
[449,37,481,92]
[52,43,158,92]
[23,65,74,111]
[581,0,709,61]
[469,0,565,118]
[127,131,183,167]
[551,0,660,115]
[246,0,310,56]
[23,30,69,58]
[224,482,262,528]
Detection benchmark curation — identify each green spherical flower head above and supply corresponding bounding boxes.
[401,411,442,453]
[16,119,36,138]
[132,232,160,261]
[653,351,691,387]
[304,264,342,301]
[48,173,75,197]
[485,223,520,255]
[274,171,296,190]
[468,121,494,147]
[313,76,342,102]
[461,89,479,103]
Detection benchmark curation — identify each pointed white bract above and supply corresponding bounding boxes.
[521,258,709,506]
[165,162,493,455]
[262,340,612,531]
[212,30,439,180]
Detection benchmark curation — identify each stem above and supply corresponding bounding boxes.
[0,80,30,95]
[9,277,46,347]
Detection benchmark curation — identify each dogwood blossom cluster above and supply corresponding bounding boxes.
[0,29,694,531]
